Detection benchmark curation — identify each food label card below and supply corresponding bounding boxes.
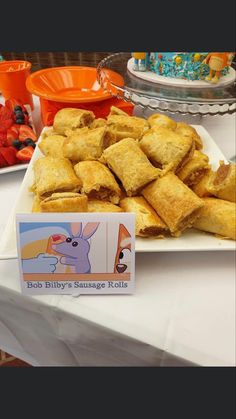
[16,213,135,295]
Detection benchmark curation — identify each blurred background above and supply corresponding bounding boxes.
[0,52,112,71]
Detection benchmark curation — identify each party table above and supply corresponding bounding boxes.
[0,96,235,366]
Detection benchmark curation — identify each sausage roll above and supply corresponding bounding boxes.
[106,114,149,145]
[193,198,236,240]
[207,162,236,202]
[32,157,81,198]
[140,127,195,173]
[177,150,211,186]
[120,196,168,237]
[147,113,177,130]
[38,135,65,158]
[74,160,121,204]
[32,196,42,212]
[175,122,203,150]
[192,169,214,197]
[40,192,88,213]
[87,199,122,212]
[102,138,160,196]
[53,108,95,135]
[90,118,107,129]
[142,172,204,237]
[63,126,108,161]
[108,106,129,117]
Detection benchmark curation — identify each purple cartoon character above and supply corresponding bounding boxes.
[52,222,99,274]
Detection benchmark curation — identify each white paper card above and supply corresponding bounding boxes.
[16,213,135,295]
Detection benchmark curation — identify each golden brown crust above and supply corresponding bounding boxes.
[38,135,66,157]
[63,126,107,161]
[40,192,88,213]
[102,138,160,196]
[53,108,95,135]
[120,196,168,237]
[192,169,214,197]
[108,106,129,117]
[32,196,42,212]
[147,113,177,130]
[140,126,195,173]
[32,156,81,198]
[175,122,203,150]
[87,199,122,212]
[142,172,204,236]
[177,150,211,186]
[207,162,236,202]
[106,114,149,145]
[74,160,121,204]
[193,198,236,240]
[89,118,107,129]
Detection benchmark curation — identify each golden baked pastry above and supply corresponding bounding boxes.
[140,126,195,173]
[147,113,177,130]
[142,172,204,237]
[38,135,66,158]
[108,106,129,117]
[40,192,88,213]
[74,160,121,204]
[90,118,107,129]
[193,198,236,240]
[53,108,95,135]
[106,114,149,145]
[31,156,81,198]
[32,196,42,212]
[87,199,122,212]
[102,138,160,196]
[63,126,108,161]
[120,196,168,237]
[207,162,236,202]
[177,150,211,186]
[192,169,214,197]
[175,122,203,150]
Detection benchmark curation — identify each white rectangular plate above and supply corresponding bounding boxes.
[0,125,235,259]
[0,163,28,174]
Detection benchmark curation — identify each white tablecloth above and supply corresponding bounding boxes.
[0,95,235,366]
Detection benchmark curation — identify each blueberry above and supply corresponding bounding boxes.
[24,138,35,147]
[12,139,22,149]
[16,118,24,124]
[14,105,22,112]
[15,111,24,118]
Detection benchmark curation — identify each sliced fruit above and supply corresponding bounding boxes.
[0,146,17,166]
[5,99,23,112]
[0,151,8,168]
[16,145,34,162]
[0,106,13,122]
[0,132,7,147]
[0,119,14,133]
[19,125,37,142]
[6,128,19,146]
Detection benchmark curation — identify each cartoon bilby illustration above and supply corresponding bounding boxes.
[52,222,100,274]
[114,224,131,274]
[204,52,234,83]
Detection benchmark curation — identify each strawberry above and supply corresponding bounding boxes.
[19,125,37,142]
[16,145,34,162]
[6,127,19,146]
[0,146,17,166]
[0,132,7,147]
[0,106,13,121]
[0,119,14,133]
[0,151,8,168]
[5,98,23,112]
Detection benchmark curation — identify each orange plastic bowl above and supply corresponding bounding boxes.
[26,66,124,103]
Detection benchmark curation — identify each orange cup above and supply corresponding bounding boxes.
[0,60,34,110]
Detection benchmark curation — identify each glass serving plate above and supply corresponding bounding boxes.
[97,52,236,116]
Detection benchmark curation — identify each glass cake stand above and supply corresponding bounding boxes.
[97,52,236,116]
